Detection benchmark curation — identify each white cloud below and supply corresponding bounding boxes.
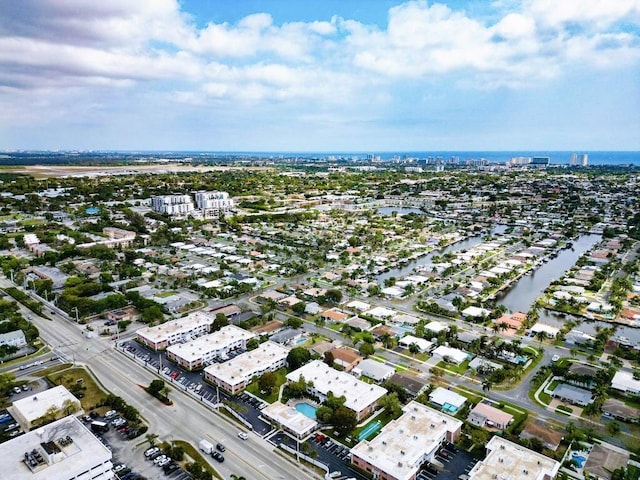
[526,0,640,30]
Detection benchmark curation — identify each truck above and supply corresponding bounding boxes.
[91,421,109,433]
[199,439,213,455]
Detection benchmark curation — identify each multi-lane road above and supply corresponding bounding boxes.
[1,278,319,480]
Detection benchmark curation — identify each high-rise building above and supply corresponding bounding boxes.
[531,157,550,168]
[570,153,578,166]
[580,153,588,167]
[194,191,234,216]
[151,195,195,216]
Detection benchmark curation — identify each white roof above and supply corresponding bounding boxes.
[399,335,433,352]
[12,386,81,425]
[0,416,112,480]
[425,321,449,333]
[354,359,395,381]
[381,286,404,297]
[286,360,387,415]
[469,436,560,480]
[432,346,468,364]
[351,401,462,480]
[261,402,317,437]
[365,306,396,319]
[462,306,491,317]
[204,341,289,387]
[166,325,256,362]
[531,323,560,335]
[136,311,213,344]
[611,371,640,394]
[429,387,466,408]
[346,300,371,311]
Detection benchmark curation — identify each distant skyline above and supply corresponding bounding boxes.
[1,0,639,151]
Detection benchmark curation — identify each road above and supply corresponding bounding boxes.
[1,278,319,480]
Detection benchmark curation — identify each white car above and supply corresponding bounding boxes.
[238,432,248,440]
[551,355,560,362]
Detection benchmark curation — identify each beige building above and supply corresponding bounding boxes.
[136,311,213,350]
[11,386,83,431]
[468,436,560,480]
[351,401,462,480]
[0,416,113,480]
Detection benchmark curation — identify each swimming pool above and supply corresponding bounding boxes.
[572,453,587,468]
[358,420,382,441]
[293,336,308,346]
[295,402,317,419]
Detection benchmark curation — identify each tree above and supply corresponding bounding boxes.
[212,313,229,332]
[141,305,164,324]
[323,350,334,367]
[325,289,343,305]
[359,342,375,357]
[286,317,303,329]
[408,343,420,356]
[332,406,357,436]
[147,379,165,396]
[291,301,306,315]
[378,393,403,417]
[287,347,311,370]
[258,372,277,395]
[534,330,547,344]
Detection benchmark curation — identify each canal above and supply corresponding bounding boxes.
[497,233,601,313]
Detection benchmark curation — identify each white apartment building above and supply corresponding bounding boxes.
[351,401,462,480]
[0,415,114,480]
[204,341,289,394]
[286,360,387,421]
[468,436,560,480]
[166,325,256,370]
[136,311,214,351]
[151,195,195,216]
[194,191,234,216]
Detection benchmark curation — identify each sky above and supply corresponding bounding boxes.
[0,0,639,152]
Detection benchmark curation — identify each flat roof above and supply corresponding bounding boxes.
[286,360,387,414]
[261,401,317,437]
[469,436,560,480]
[429,387,466,408]
[351,401,462,480]
[136,311,213,343]
[166,325,256,362]
[205,341,289,386]
[0,415,112,480]
[12,386,81,424]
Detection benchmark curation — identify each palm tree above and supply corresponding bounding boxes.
[534,330,547,345]
[231,476,247,480]
[482,380,493,392]
[145,433,159,447]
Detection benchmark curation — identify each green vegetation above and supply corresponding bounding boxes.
[48,367,107,410]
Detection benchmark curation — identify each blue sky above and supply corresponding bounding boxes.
[0,0,638,151]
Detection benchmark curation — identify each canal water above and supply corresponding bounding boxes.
[374,219,507,283]
[497,233,601,313]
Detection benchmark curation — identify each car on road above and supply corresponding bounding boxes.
[237,432,248,440]
[216,443,225,452]
[212,452,224,463]
[552,354,560,362]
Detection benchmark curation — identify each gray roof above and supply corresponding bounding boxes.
[0,329,26,346]
[553,383,593,405]
[270,328,301,344]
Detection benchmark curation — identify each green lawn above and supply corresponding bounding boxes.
[48,367,107,411]
[436,359,470,375]
[171,440,223,480]
[245,367,288,403]
[556,405,572,416]
[155,290,178,298]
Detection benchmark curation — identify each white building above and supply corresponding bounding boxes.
[286,360,387,421]
[136,311,214,351]
[429,387,467,413]
[261,401,317,439]
[611,371,640,396]
[353,359,395,382]
[399,335,433,353]
[432,345,469,365]
[166,325,256,371]
[351,401,462,480]
[531,323,560,338]
[12,386,83,431]
[0,329,27,348]
[0,415,113,480]
[194,191,234,216]
[151,195,195,216]
[468,436,560,480]
[204,341,289,394]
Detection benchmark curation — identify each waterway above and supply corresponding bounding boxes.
[497,233,601,313]
[375,223,508,283]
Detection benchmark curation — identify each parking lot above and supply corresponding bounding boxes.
[121,340,273,436]
[416,442,478,480]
